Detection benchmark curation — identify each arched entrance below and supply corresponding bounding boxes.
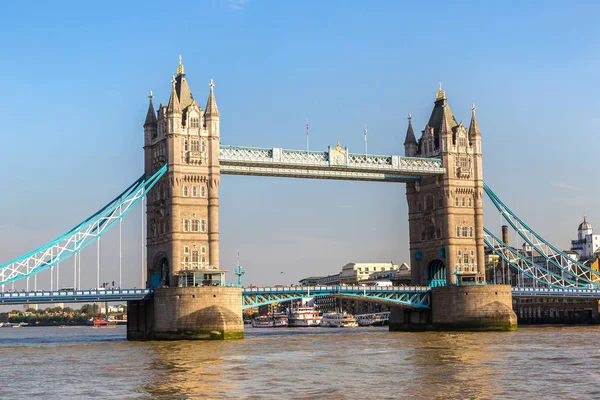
[427,260,446,287]
[150,255,170,288]
[160,258,170,287]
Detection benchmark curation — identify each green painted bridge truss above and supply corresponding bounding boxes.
[241,285,432,310]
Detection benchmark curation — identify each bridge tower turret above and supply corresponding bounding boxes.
[404,114,418,157]
[406,84,487,286]
[396,85,516,331]
[143,58,223,289]
[130,58,242,341]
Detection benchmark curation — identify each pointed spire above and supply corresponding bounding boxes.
[177,55,184,76]
[436,82,446,101]
[167,75,181,114]
[144,90,157,126]
[404,113,417,145]
[205,79,220,117]
[468,103,481,136]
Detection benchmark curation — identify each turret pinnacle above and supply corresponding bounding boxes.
[468,103,481,136]
[404,113,417,145]
[205,79,220,117]
[144,90,157,126]
[167,76,181,114]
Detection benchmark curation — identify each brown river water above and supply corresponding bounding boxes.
[0,325,599,399]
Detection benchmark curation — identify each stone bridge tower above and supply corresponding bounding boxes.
[143,58,222,289]
[404,85,485,287]
[390,85,517,331]
[130,59,243,341]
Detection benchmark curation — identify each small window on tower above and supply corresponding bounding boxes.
[200,219,207,232]
[184,246,189,253]
[192,186,198,197]
[200,186,206,197]
[201,246,206,254]
[182,185,188,197]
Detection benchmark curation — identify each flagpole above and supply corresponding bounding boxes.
[364,124,368,156]
[306,119,309,151]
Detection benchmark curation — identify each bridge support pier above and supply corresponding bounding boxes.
[127,287,244,340]
[389,285,517,331]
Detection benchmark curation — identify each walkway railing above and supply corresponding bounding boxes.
[0,289,151,304]
[219,145,445,182]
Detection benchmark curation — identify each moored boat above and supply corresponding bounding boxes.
[320,312,358,327]
[287,305,321,327]
[251,313,288,328]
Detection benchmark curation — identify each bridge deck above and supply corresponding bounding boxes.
[219,145,445,182]
[1,286,597,306]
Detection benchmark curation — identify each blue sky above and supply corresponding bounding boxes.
[1,0,599,289]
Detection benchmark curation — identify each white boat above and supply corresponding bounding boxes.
[320,312,358,327]
[287,305,321,327]
[0,322,13,328]
[251,313,288,328]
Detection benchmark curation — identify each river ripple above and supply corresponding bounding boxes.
[0,325,599,399]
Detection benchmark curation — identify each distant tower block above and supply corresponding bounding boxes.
[129,58,243,341]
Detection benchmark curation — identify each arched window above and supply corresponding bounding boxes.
[468,198,472,207]
[200,219,207,232]
[191,251,199,263]
[456,226,461,237]
[200,186,206,197]
[426,195,434,210]
[192,186,197,197]
[201,246,207,254]
[182,185,188,197]
[463,253,469,264]
[457,250,462,260]
[192,220,199,232]
[200,140,206,153]
[454,197,459,207]
[184,140,188,151]
[461,197,466,207]
[183,219,190,232]
[462,227,468,237]
[469,227,473,237]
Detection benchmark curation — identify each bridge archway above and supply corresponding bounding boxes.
[149,253,170,288]
[427,260,446,287]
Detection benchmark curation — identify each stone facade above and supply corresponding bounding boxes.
[404,86,485,286]
[143,58,221,288]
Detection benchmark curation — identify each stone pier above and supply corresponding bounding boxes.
[389,285,517,331]
[127,287,244,340]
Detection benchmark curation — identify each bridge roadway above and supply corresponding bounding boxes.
[2,286,600,307]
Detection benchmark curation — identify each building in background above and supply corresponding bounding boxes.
[299,276,324,286]
[571,215,600,261]
[339,262,399,284]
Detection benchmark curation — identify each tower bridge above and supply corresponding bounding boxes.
[2,59,599,339]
